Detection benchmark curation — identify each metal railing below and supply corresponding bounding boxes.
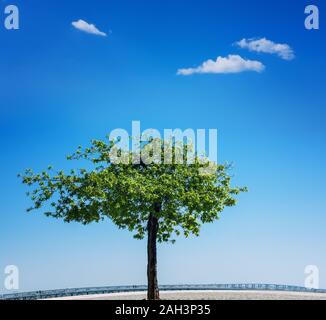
[1,284,326,300]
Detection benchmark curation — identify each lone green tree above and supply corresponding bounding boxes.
[20,137,246,300]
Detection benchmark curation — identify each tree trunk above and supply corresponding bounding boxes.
[147,212,160,300]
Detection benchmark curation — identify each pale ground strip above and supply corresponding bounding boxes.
[46,290,326,300]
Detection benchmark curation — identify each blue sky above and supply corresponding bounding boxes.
[0,0,325,293]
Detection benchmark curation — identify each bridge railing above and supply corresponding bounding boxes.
[1,284,326,300]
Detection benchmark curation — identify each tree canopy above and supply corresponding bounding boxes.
[20,137,247,243]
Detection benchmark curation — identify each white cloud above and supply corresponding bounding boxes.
[177,54,265,75]
[236,38,294,60]
[72,19,107,37]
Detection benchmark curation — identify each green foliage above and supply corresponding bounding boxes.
[20,138,247,243]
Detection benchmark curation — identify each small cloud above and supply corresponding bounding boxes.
[72,19,107,37]
[177,54,265,75]
[236,38,294,60]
